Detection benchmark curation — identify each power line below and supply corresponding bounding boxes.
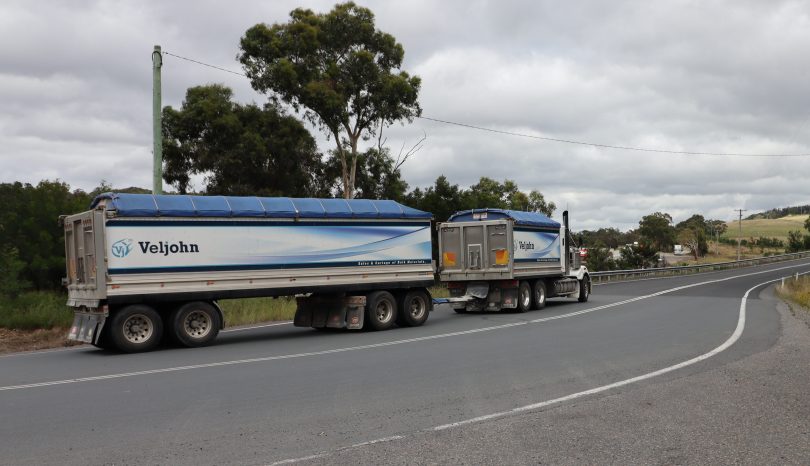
[160,51,810,158]
[417,116,810,157]
[162,51,248,77]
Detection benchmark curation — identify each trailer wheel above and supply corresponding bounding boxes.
[532,280,547,310]
[365,291,397,331]
[517,281,532,313]
[397,289,431,327]
[109,305,163,353]
[171,302,221,348]
[578,276,591,303]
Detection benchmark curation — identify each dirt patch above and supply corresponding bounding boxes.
[0,328,84,354]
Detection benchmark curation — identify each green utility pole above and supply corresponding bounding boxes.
[152,45,163,195]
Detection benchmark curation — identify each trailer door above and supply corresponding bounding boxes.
[64,209,106,306]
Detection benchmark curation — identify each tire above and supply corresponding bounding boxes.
[397,289,431,327]
[364,291,398,331]
[532,280,547,310]
[578,276,591,302]
[91,322,113,350]
[109,304,163,353]
[171,301,221,348]
[517,281,532,313]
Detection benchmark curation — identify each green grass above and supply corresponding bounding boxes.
[218,296,297,327]
[722,214,809,242]
[778,275,810,309]
[429,285,449,298]
[0,291,73,330]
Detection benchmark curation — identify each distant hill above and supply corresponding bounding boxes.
[723,214,809,241]
[745,205,810,220]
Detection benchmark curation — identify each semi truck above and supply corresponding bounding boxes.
[62,193,434,352]
[437,209,590,312]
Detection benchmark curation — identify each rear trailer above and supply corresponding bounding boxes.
[437,209,590,312]
[63,193,434,352]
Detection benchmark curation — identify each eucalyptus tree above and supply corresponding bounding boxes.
[239,2,421,198]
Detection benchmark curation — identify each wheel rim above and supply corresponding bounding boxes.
[521,286,531,308]
[122,314,154,344]
[375,300,393,324]
[536,287,545,304]
[183,310,212,339]
[407,297,426,320]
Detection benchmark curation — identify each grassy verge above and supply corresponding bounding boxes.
[776,275,810,309]
[429,285,449,298]
[218,296,297,326]
[0,291,73,330]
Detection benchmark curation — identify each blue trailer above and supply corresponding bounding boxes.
[62,193,434,352]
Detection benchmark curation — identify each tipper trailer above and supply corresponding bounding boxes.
[437,209,590,312]
[62,193,435,352]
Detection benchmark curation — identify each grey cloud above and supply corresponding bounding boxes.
[1,0,809,231]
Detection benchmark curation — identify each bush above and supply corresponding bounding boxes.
[0,291,72,330]
[778,276,810,309]
[0,247,30,299]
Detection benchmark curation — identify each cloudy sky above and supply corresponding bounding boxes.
[2,0,809,230]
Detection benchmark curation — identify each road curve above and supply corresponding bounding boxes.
[1,259,809,465]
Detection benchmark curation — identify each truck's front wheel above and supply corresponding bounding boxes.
[171,301,221,347]
[578,276,591,302]
[365,291,397,331]
[109,305,163,353]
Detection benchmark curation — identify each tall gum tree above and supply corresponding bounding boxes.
[239,2,421,198]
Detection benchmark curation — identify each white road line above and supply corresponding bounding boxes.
[267,269,809,465]
[267,435,405,465]
[1,264,806,393]
[220,321,293,333]
[268,453,329,465]
[432,277,764,431]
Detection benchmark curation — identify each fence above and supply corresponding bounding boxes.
[590,251,810,283]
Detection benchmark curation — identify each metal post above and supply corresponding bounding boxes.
[152,45,163,195]
[735,209,746,261]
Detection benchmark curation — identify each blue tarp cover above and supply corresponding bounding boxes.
[91,193,432,219]
[447,208,560,229]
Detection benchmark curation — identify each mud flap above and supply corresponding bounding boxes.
[501,287,518,309]
[67,312,106,344]
[344,296,365,330]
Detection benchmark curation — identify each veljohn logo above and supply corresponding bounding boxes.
[111,239,134,258]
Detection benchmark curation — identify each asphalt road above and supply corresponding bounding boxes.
[1,259,809,465]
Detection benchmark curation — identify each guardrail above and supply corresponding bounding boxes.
[590,251,810,283]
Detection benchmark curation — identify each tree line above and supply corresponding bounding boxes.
[581,212,810,271]
[746,205,810,220]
